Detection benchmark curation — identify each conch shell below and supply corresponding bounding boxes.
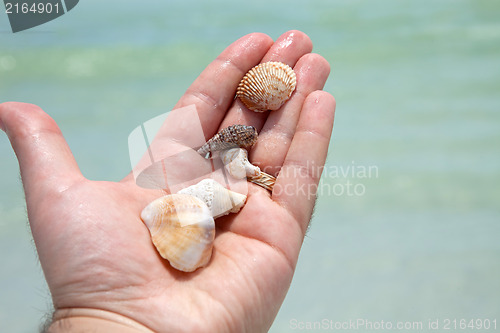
[197,125,258,158]
[220,148,276,192]
[220,148,260,179]
[178,179,247,218]
[236,61,296,112]
[141,194,215,272]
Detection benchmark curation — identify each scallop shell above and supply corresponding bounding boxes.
[197,125,258,158]
[236,61,296,112]
[178,179,247,218]
[141,194,215,272]
[220,148,260,179]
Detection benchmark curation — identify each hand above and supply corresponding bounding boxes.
[0,30,335,333]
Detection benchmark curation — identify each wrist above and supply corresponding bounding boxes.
[47,308,154,333]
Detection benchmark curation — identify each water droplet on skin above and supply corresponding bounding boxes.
[260,131,290,154]
[278,32,295,49]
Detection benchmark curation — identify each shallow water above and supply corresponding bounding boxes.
[1,0,499,332]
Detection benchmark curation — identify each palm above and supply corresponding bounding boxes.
[0,31,335,333]
[44,179,294,331]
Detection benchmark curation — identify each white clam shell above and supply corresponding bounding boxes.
[141,194,215,272]
[178,179,247,219]
[220,148,260,179]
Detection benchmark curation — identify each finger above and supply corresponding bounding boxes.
[219,30,313,131]
[174,32,273,140]
[0,102,83,200]
[273,91,336,233]
[125,34,273,188]
[249,53,331,175]
[135,31,311,169]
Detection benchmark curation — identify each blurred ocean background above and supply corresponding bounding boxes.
[1,0,499,332]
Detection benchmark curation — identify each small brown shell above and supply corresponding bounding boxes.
[197,124,258,158]
[248,171,276,192]
[236,61,296,112]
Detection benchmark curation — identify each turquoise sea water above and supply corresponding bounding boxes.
[1,0,499,332]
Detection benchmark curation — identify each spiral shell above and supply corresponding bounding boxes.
[236,61,296,112]
[141,194,215,272]
[178,179,247,218]
[248,171,276,192]
[220,148,276,192]
[197,125,258,158]
[220,148,260,179]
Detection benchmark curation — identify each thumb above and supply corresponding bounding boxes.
[0,102,83,202]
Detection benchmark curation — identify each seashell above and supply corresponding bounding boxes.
[220,148,260,179]
[141,194,215,272]
[236,61,297,112]
[197,124,258,158]
[220,148,277,192]
[178,178,247,219]
[248,171,276,192]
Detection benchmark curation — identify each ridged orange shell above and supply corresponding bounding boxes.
[141,194,215,272]
[236,61,296,112]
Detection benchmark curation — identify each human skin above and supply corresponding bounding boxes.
[0,30,336,333]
